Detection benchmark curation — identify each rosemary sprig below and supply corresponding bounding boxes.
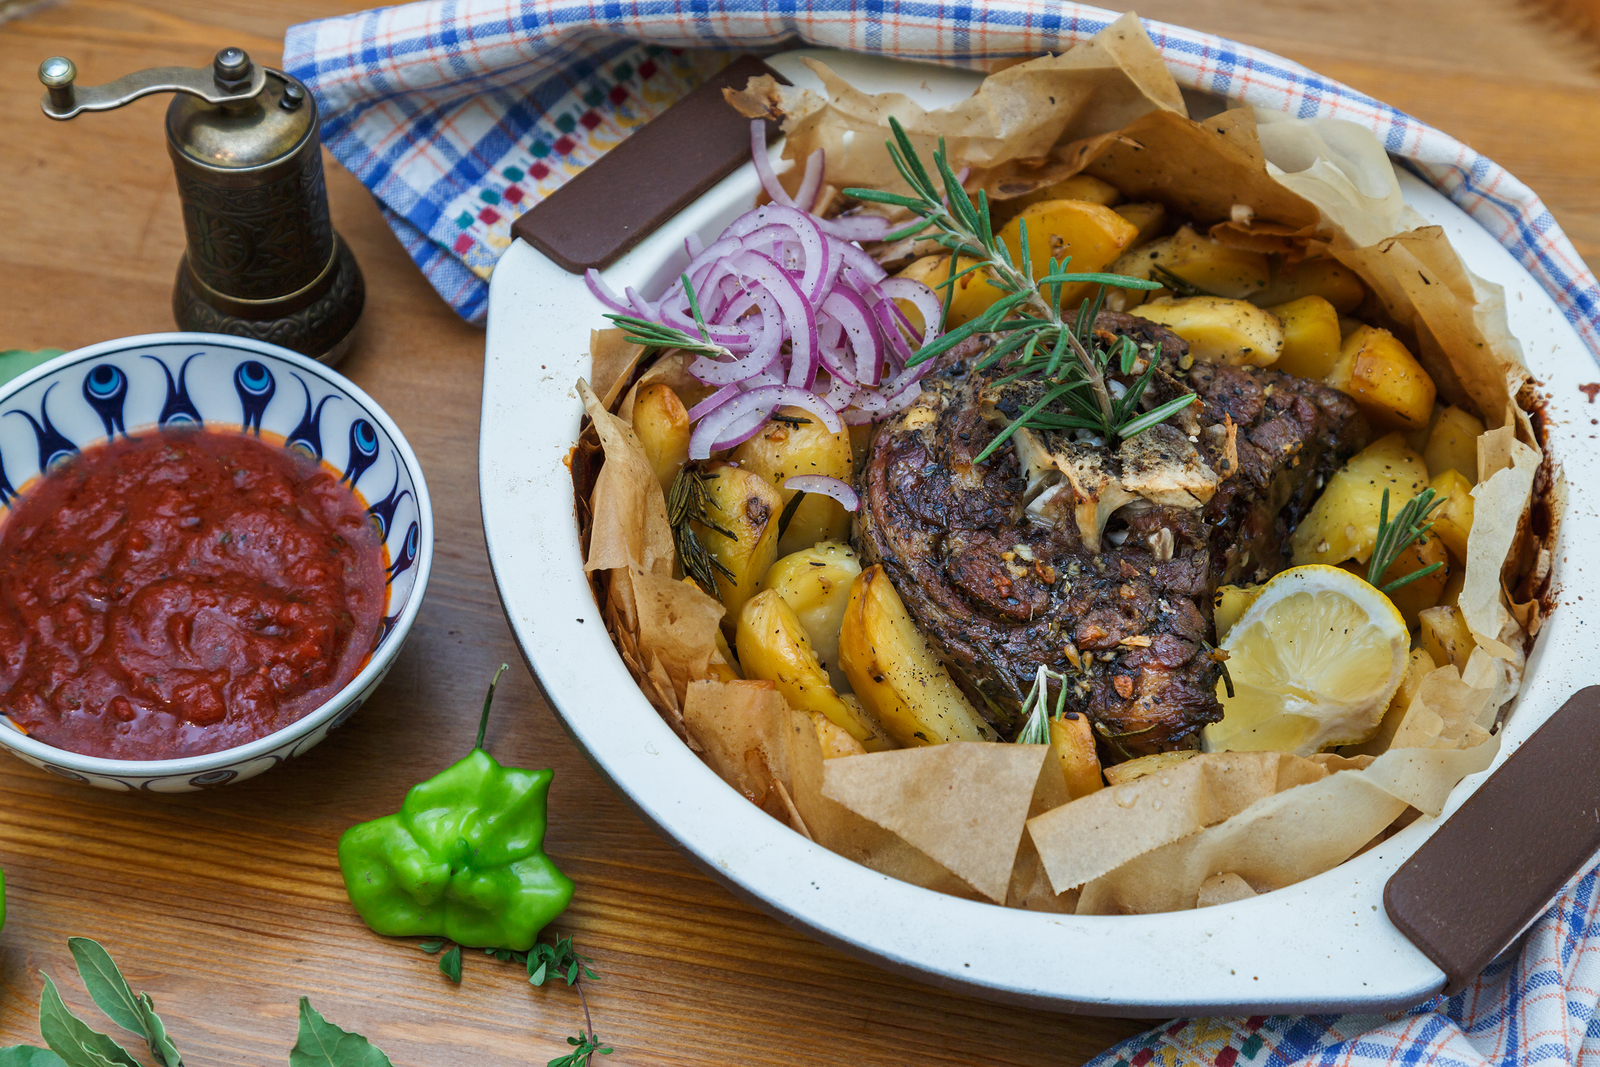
[1367,487,1445,594]
[604,274,728,359]
[1015,664,1071,745]
[1149,263,1222,299]
[844,119,1198,455]
[668,462,736,594]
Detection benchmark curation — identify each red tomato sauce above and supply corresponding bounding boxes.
[0,429,388,760]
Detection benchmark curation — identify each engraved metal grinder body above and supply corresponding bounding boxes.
[38,49,364,365]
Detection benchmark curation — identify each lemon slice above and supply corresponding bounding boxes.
[1201,565,1409,757]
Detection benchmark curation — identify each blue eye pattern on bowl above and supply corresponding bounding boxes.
[82,365,128,437]
[6,382,80,473]
[286,373,337,459]
[385,521,420,585]
[366,468,413,541]
[233,361,275,434]
[342,418,380,487]
[144,352,203,427]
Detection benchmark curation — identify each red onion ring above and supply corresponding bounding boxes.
[784,475,860,512]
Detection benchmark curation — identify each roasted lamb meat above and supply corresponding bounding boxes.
[856,312,1368,748]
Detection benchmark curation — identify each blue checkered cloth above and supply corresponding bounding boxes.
[283,0,1599,355]
[1085,861,1600,1067]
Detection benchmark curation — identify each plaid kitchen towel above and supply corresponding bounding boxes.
[282,0,1600,360]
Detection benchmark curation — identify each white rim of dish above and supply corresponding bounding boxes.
[0,331,435,777]
[480,50,1594,1013]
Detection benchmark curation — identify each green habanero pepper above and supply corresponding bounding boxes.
[337,666,573,951]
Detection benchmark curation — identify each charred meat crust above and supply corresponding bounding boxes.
[857,312,1368,748]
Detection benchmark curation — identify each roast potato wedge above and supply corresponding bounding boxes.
[838,565,996,746]
[1326,326,1437,430]
[693,461,784,625]
[738,590,888,749]
[1268,295,1342,379]
[1129,296,1284,366]
[1423,405,1484,483]
[1289,433,1431,568]
[1250,256,1366,313]
[1049,714,1104,799]
[632,384,692,497]
[998,199,1140,309]
[758,542,862,691]
[731,408,854,555]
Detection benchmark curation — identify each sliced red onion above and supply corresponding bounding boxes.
[731,251,818,390]
[688,384,842,460]
[585,269,633,316]
[816,214,893,242]
[793,149,824,213]
[879,277,943,347]
[729,206,829,303]
[590,120,949,445]
[688,384,740,422]
[837,243,888,285]
[784,475,860,512]
[822,288,884,386]
[750,119,794,207]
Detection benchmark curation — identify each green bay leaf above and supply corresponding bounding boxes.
[66,940,143,1036]
[37,975,140,1067]
[289,999,393,1067]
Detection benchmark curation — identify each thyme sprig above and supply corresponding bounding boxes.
[843,118,1198,457]
[668,462,736,594]
[1015,665,1071,745]
[1367,487,1445,594]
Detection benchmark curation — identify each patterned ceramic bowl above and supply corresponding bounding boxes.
[0,333,432,791]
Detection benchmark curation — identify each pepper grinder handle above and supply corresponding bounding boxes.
[38,48,267,120]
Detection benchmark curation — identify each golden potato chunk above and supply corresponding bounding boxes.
[1268,296,1342,380]
[693,461,784,625]
[731,408,854,555]
[1345,534,1448,626]
[632,384,691,497]
[758,542,862,691]
[1129,296,1284,366]
[996,174,1124,223]
[1326,326,1437,430]
[738,590,886,748]
[1109,225,1272,305]
[1213,583,1264,642]
[894,254,1005,330]
[1439,566,1465,610]
[838,565,996,746]
[811,712,867,759]
[1250,256,1367,313]
[708,620,743,682]
[1423,405,1485,482]
[1103,751,1198,786]
[1428,469,1475,562]
[1112,202,1167,246]
[1048,714,1104,799]
[998,199,1140,309]
[1419,605,1475,672]
[1289,433,1431,568]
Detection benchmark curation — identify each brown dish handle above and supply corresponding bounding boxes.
[510,54,787,274]
[1385,686,1600,995]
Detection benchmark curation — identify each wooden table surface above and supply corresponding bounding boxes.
[0,2,1594,1064]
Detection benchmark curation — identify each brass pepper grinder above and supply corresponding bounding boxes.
[38,48,364,365]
